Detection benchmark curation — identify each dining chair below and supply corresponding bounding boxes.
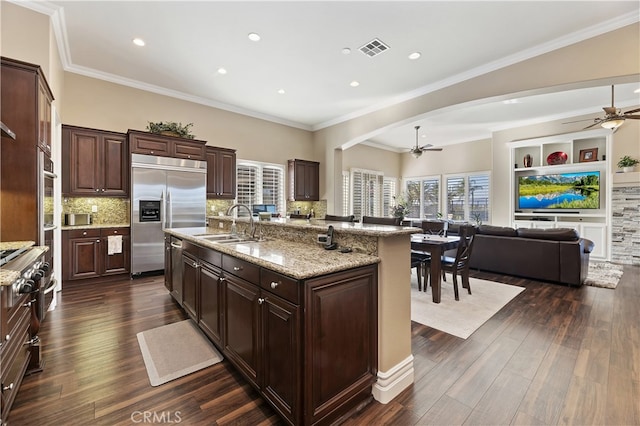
[421,220,446,236]
[440,224,477,300]
[324,214,356,222]
[411,252,430,292]
[362,216,402,226]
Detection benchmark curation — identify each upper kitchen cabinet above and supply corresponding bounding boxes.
[206,146,236,199]
[1,57,54,243]
[128,130,206,160]
[288,159,319,201]
[62,125,129,197]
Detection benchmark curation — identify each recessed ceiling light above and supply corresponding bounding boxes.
[217,67,227,75]
[634,88,640,93]
[350,81,360,87]
[277,89,285,94]
[132,38,145,47]
[248,33,261,42]
[342,48,351,55]
[503,99,520,104]
[408,52,421,60]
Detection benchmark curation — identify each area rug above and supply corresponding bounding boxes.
[137,319,223,386]
[411,275,525,339]
[584,261,624,289]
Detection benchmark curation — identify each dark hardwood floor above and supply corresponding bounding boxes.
[9,265,640,425]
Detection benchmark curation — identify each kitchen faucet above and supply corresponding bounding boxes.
[226,203,256,239]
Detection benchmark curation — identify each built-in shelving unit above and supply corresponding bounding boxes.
[509,128,612,260]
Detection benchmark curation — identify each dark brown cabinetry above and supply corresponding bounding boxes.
[62,228,130,282]
[62,125,129,197]
[128,130,207,160]
[0,286,31,424]
[288,159,320,201]
[206,146,236,199]
[164,233,377,426]
[0,57,54,243]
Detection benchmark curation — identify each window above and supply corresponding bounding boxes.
[445,173,490,222]
[404,176,441,219]
[349,169,386,221]
[236,160,285,216]
[382,178,397,217]
[342,171,350,216]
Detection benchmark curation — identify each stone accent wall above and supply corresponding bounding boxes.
[611,185,640,265]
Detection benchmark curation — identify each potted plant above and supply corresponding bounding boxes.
[146,121,195,139]
[391,193,410,220]
[617,155,639,172]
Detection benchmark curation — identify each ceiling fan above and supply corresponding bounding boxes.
[579,85,640,130]
[409,125,442,158]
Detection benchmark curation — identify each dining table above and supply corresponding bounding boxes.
[411,234,460,303]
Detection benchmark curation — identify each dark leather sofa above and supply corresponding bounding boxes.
[451,224,594,286]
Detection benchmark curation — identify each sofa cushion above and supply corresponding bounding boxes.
[477,224,518,237]
[516,227,579,241]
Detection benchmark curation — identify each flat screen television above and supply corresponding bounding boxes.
[517,171,600,210]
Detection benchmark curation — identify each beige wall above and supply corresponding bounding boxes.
[62,73,315,165]
[401,138,492,178]
[342,144,402,178]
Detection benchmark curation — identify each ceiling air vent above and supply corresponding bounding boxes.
[359,38,390,58]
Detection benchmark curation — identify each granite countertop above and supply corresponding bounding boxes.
[61,223,130,230]
[0,244,49,286]
[208,216,420,237]
[166,227,380,280]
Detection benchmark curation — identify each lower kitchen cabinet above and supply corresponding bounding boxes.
[62,227,130,282]
[164,234,377,426]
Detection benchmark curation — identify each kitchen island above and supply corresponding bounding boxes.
[165,217,420,424]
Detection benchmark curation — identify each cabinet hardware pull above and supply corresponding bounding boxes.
[83,231,87,236]
[193,262,198,268]
[270,281,279,289]
[257,297,265,304]
[233,266,242,271]
[96,240,100,243]
[23,301,31,308]
[5,334,10,341]
[219,277,226,283]
[95,188,99,192]
[2,383,14,392]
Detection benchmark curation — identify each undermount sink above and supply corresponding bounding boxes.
[195,233,261,244]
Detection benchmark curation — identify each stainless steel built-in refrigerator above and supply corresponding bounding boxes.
[131,154,207,275]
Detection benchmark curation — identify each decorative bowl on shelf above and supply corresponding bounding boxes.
[546,151,568,165]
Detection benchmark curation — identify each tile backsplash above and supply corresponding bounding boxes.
[63,197,129,224]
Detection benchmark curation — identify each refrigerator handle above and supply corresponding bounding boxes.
[167,190,172,228]
[161,190,166,228]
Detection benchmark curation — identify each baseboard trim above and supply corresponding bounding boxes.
[371,355,414,404]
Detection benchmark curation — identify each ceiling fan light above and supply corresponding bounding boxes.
[411,150,422,159]
[601,119,624,129]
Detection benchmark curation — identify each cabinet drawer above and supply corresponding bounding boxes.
[261,269,299,304]
[101,227,129,236]
[199,247,222,268]
[66,228,101,238]
[1,318,30,406]
[222,255,260,283]
[183,240,200,257]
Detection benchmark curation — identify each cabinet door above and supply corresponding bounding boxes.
[199,262,223,347]
[223,275,260,387]
[129,132,171,157]
[262,294,300,424]
[206,148,236,199]
[173,140,206,160]
[182,252,199,320]
[37,80,52,155]
[304,161,319,201]
[102,134,128,196]
[102,228,130,275]
[289,160,320,201]
[64,128,102,195]
[581,223,607,259]
[67,236,102,281]
[292,161,308,200]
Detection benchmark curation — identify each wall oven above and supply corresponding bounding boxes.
[40,151,57,320]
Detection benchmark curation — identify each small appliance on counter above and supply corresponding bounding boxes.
[64,213,92,226]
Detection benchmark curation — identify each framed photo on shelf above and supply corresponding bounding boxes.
[579,148,598,162]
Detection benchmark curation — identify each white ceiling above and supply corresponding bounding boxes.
[19,1,640,151]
